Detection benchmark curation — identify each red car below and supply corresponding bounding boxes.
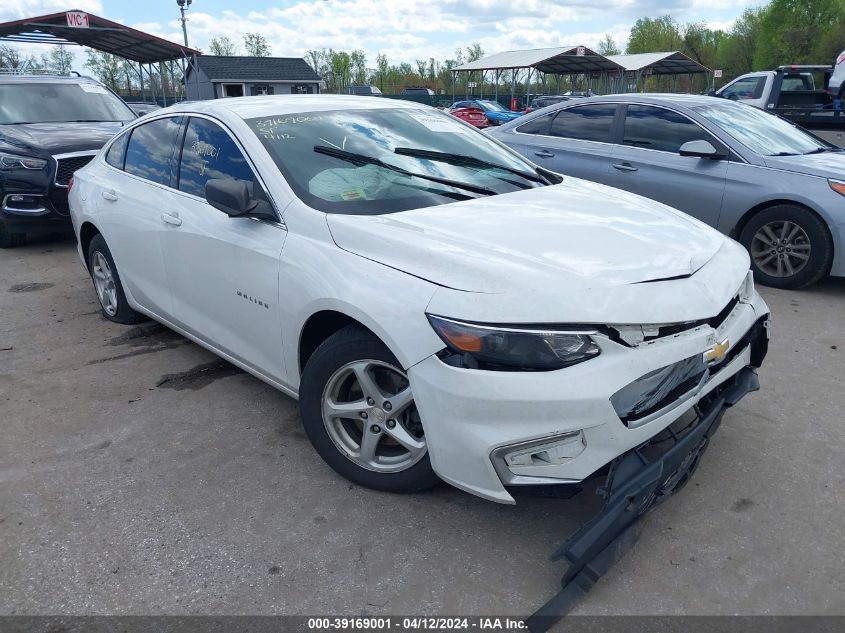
[448,106,489,128]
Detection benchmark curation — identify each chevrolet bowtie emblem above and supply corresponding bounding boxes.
[704,339,730,364]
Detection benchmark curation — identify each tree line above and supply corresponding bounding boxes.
[622,0,844,86]
[0,45,73,75]
[303,44,486,94]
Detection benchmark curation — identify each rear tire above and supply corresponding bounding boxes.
[739,205,832,290]
[87,234,145,324]
[299,324,440,494]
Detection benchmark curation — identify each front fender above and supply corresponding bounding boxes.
[279,233,444,391]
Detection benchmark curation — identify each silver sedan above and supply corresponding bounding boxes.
[489,94,845,289]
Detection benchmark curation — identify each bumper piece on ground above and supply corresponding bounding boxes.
[526,366,760,633]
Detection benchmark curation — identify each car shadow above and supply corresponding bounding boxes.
[810,275,845,297]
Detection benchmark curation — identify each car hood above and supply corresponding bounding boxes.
[327,178,731,297]
[0,122,126,157]
[763,151,845,178]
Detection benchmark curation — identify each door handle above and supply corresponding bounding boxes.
[612,163,638,172]
[534,150,555,158]
[101,190,118,201]
[161,212,182,226]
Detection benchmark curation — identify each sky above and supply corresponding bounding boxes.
[1,0,767,70]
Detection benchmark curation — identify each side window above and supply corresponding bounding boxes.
[123,116,182,186]
[623,105,715,153]
[516,113,553,135]
[177,117,258,198]
[105,132,129,170]
[722,77,764,100]
[781,76,812,92]
[549,104,617,143]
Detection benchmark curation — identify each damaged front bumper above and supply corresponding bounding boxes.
[409,291,770,504]
[526,359,764,631]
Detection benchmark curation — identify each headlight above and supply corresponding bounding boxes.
[830,179,845,198]
[427,315,600,371]
[0,152,47,171]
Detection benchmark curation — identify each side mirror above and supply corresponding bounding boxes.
[205,179,276,221]
[679,139,726,160]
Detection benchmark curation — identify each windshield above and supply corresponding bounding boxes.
[246,107,543,214]
[0,82,136,124]
[479,100,506,112]
[693,102,827,156]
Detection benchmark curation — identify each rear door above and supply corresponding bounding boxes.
[608,104,728,227]
[511,103,620,184]
[159,115,288,381]
[96,115,183,315]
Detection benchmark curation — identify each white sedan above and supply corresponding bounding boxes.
[68,96,770,504]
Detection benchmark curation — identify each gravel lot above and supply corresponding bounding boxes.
[1,237,844,618]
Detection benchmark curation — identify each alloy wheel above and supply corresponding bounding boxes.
[321,359,426,473]
[91,251,118,316]
[750,220,811,278]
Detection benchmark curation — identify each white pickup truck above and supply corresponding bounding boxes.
[714,59,845,130]
[830,49,845,100]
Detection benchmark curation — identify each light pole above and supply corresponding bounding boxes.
[176,0,192,47]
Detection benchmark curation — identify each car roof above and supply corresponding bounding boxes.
[0,74,102,85]
[160,94,423,119]
[593,93,722,107]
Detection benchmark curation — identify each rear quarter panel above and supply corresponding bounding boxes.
[67,159,107,266]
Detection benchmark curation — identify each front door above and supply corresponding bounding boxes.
[608,104,728,227]
[718,75,768,109]
[159,115,288,381]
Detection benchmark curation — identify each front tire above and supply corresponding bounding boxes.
[739,205,833,289]
[87,234,145,324]
[299,325,440,494]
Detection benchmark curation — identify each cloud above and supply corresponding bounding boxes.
[0,2,104,73]
[153,0,761,62]
[0,0,102,22]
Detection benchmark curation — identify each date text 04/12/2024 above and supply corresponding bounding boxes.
[307,618,528,630]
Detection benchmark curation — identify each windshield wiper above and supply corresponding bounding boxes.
[314,145,496,197]
[768,152,800,156]
[394,147,544,184]
[803,147,843,154]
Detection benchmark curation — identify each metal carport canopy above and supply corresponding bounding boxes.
[0,10,199,63]
[452,46,625,74]
[606,52,710,75]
